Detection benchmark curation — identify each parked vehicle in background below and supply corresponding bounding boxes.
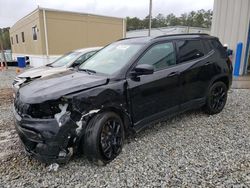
[13,34,232,165]
[12,47,102,92]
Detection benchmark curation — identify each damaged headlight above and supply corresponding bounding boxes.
[12,77,27,89]
[29,99,70,119]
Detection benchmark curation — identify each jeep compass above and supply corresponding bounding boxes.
[13,34,233,165]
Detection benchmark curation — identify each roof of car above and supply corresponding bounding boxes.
[154,33,215,40]
[118,33,216,44]
[74,47,102,53]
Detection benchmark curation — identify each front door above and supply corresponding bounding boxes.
[126,41,180,128]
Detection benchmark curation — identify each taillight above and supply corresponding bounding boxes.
[226,57,233,72]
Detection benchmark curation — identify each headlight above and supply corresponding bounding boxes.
[29,99,70,119]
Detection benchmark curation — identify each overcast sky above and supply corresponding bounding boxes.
[0,0,214,28]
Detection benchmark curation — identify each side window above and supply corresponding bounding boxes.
[176,40,204,63]
[137,42,176,71]
[32,26,37,40]
[209,39,227,58]
[202,40,213,54]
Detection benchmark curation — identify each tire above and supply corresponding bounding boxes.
[83,111,124,165]
[203,81,228,115]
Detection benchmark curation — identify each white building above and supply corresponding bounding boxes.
[211,0,250,76]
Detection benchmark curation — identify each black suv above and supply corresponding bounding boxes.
[13,34,232,165]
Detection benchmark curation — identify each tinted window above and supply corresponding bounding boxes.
[202,40,213,53]
[209,39,227,58]
[176,40,204,63]
[137,42,176,71]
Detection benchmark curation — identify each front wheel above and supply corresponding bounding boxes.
[83,112,124,165]
[203,81,228,115]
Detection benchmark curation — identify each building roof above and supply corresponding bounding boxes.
[11,6,124,28]
[38,7,125,20]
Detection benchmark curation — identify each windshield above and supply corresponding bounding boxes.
[79,42,143,75]
[49,52,81,67]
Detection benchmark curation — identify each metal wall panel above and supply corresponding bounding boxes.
[211,0,250,75]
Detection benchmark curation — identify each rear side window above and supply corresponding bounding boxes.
[137,42,176,71]
[176,40,204,63]
[209,39,227,58]
[202,40,213,53]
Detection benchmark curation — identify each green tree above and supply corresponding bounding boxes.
[180,13,188,26]
[203,9,213,28]
[155,13,166,27]
[126,9,213,31]
[194,9,205,27]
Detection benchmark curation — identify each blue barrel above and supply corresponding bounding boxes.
[17,57,26,68]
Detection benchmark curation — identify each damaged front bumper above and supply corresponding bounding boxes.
[13,106,77,163]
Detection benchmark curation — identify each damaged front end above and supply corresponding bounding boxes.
[12,70,129,164]
[13,95,96,163]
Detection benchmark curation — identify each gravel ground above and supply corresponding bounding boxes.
[0,68,250,187]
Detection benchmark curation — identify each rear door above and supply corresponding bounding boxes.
[175,39,210,109]
[126,41,180,127]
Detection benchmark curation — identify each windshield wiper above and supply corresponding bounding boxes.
[79,69,96,74]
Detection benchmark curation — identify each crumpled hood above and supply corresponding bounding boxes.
[19,71,108,104]
[18,66,67,79]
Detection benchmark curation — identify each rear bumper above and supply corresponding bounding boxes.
[13,106,76,163]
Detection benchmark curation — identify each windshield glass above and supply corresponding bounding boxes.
[79,42,143,75]
[49,52,81,67]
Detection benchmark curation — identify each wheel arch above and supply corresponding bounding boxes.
[209,74,230,90]
[99,106,132,135]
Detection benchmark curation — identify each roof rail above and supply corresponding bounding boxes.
[116,36,149,41]
[154,33,209,39]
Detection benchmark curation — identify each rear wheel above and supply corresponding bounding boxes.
[204,81,228,115]
[83,112,124,165]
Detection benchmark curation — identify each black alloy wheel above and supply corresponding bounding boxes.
[83,112,124,165]
[100,119,123,159]
[210,84,227,111]
[204,81,228,115]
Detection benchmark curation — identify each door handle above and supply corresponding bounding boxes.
[205,62,211,66]
[167,71,179,77]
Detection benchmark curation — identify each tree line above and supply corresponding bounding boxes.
[126,9,212,31]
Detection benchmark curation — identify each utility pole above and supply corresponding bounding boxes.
[148,0,152,36]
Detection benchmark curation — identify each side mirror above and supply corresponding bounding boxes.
[132,64,154,76]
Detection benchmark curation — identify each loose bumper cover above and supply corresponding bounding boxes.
[13,106,77,163]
